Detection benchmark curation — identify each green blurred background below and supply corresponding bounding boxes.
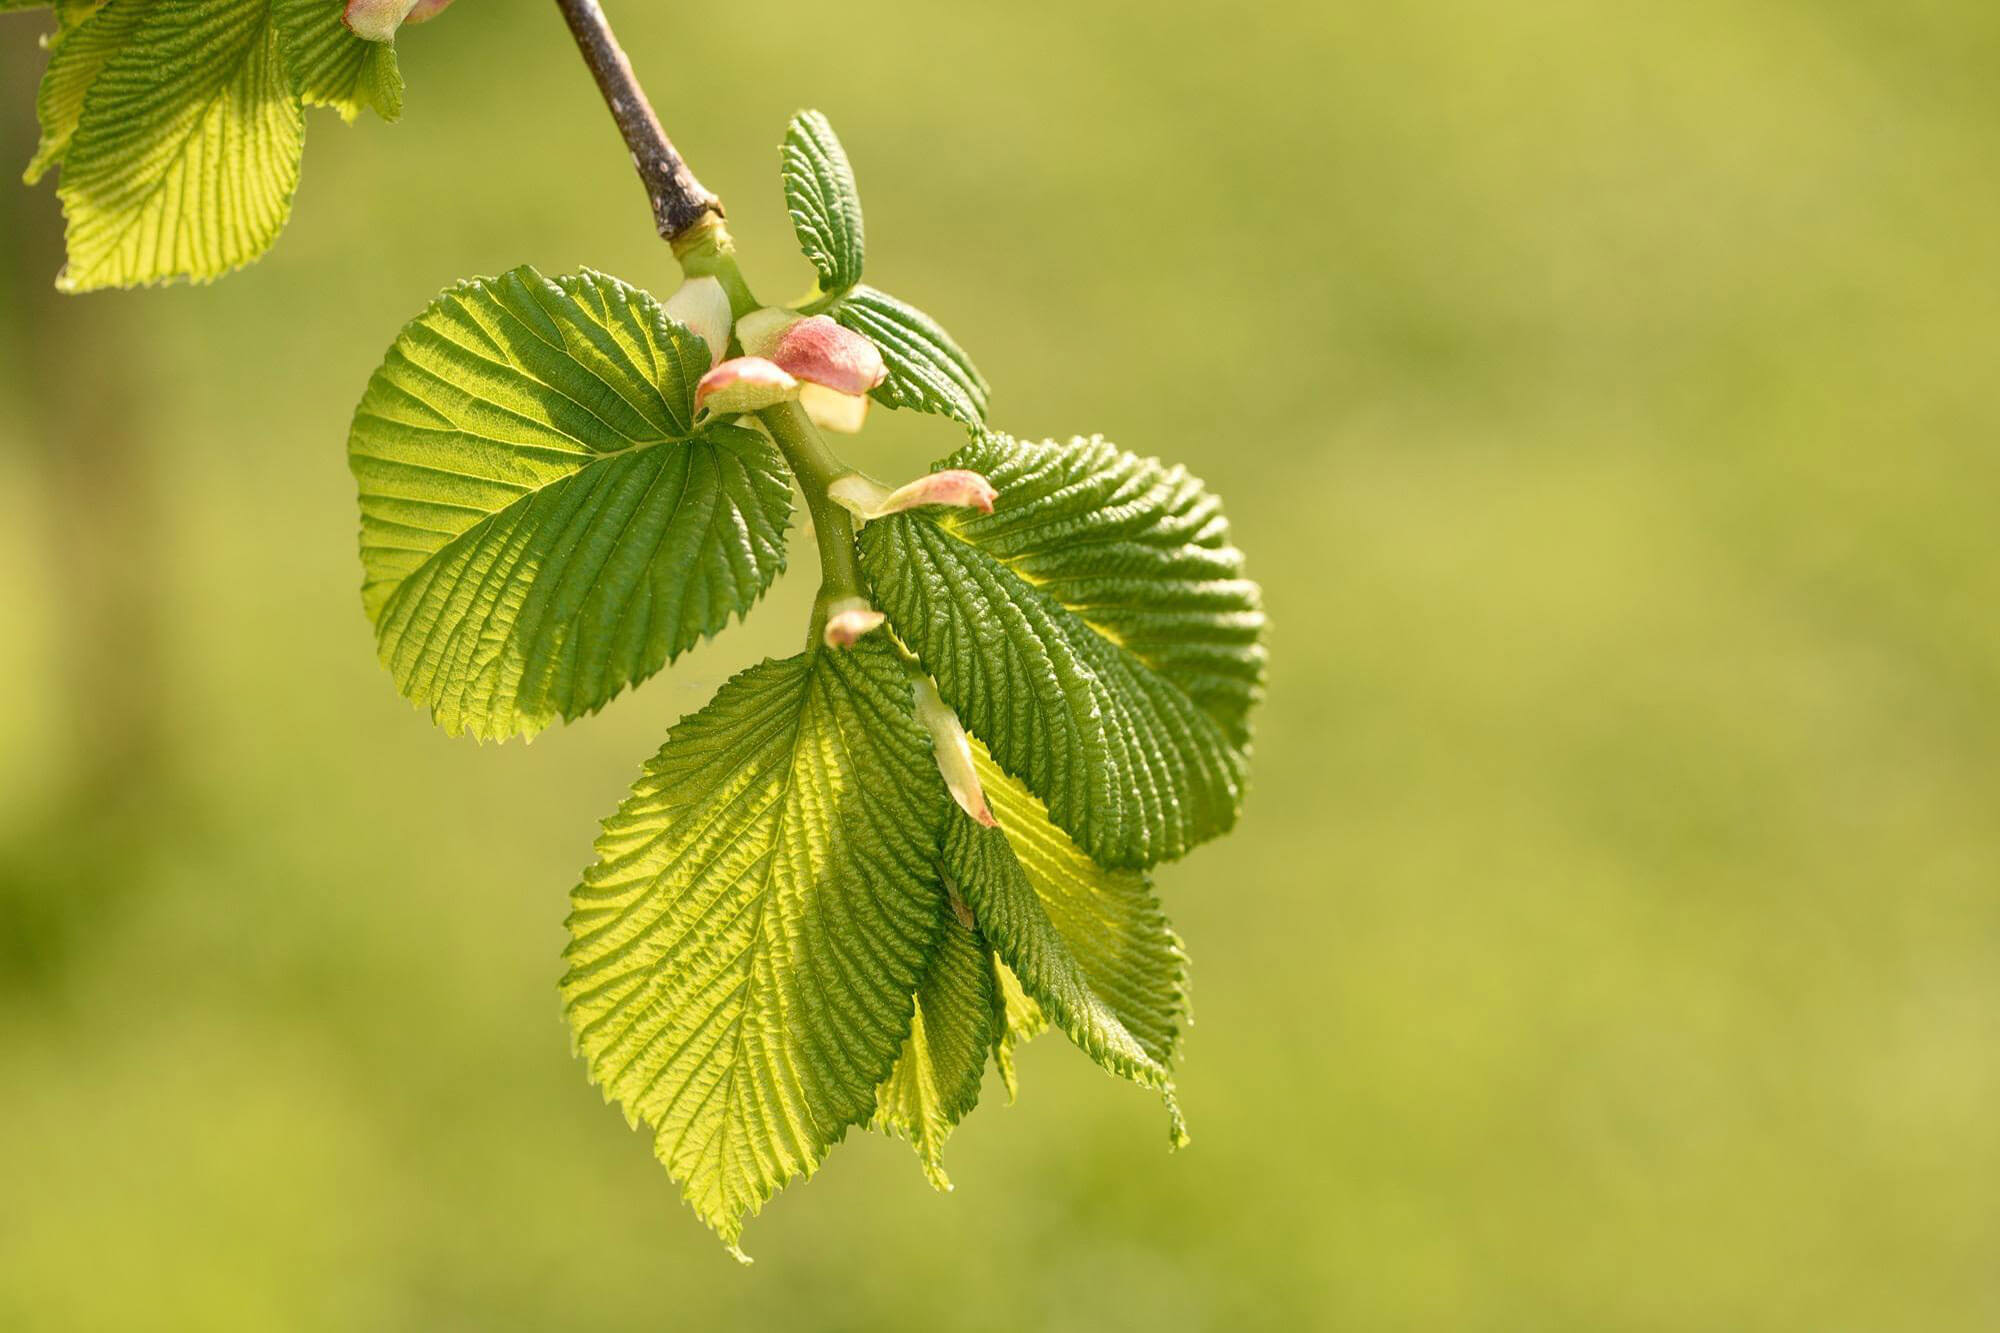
[3,1,1998,1327]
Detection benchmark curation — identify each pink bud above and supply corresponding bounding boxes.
[799,382,871,434]
[404,0,453,21]
[821,598,886,649]
[828,468,997,523]
[770,316,887,397]
[879,469,996,516]
[343,0,420,40]
[732,310,886,398]
[912,678,997,828]
[734,307,797,359]
[664,276,732,370]
[694,357,798,416]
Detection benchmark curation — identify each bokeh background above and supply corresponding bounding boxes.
[3,2,1998,1328]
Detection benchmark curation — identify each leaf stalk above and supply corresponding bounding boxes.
[759,399,869,638]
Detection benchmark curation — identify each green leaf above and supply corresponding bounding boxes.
[0,0,104,38]
[831,285,989,426]
[782,109,865,298]
[561,641,950,1256]
[273,0,403,123]
[349,266,791,740]
[861,432,1266,867]
[55,0,303,291]
[990,954,1045,1102]
[873,899,998,1190]
[949,744,1190,1142]
[21,0,153,186]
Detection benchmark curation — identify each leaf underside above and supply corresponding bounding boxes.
[22,0,150,186]
[561,641,950,1255]
[349,265,791,741]
[55,0,302,292]
[869,738,1195,1187]
[990,953,1047,1101]
[27,0,399,289]
[861,432,1266,867]
[872,903,998,1190]
[949,745,1190,1142]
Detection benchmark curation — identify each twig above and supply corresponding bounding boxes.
[552,0,722,242]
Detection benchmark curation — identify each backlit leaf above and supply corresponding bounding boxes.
[273,0,403,122]
[349,266,791,739]
[562,641,949,1255]
[861,432,1265,866]
[873,901,997,1190]
[948,745,1191,1141]
[55,0,302,291]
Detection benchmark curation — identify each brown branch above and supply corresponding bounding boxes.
[553,0,722,242]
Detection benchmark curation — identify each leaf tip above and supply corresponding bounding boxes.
[1165,1088,1191,1151]
[920,1159,954,1193]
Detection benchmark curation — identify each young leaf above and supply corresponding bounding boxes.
[349,266,791,740]
[830,285,989,426]
[273,0,404,123]
[55,0,302,291]
[948,744,1191,1142]
[777,112,988,423]
[873,901,998,1190]
[21,0,151,186]
[782,109,864,298]
[860,433,1266,867]
[561,641,950,1256]
[990,954,1046,1102]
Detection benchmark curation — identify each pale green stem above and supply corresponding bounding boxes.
[758,400,868,642]
[673,219,758,321]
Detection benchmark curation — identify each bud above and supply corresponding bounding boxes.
[770,316,887,397]
[828,468,997,523]
[734,307,797,359]
[342,0,419,41]
[733,309,887,398]
[820,597,886,649]
[912,677,997,828]
[694,357,798,416]
[880,469,996,516]
[799,382,871,435]
[664,276,732,370]
[405,0,453,20]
